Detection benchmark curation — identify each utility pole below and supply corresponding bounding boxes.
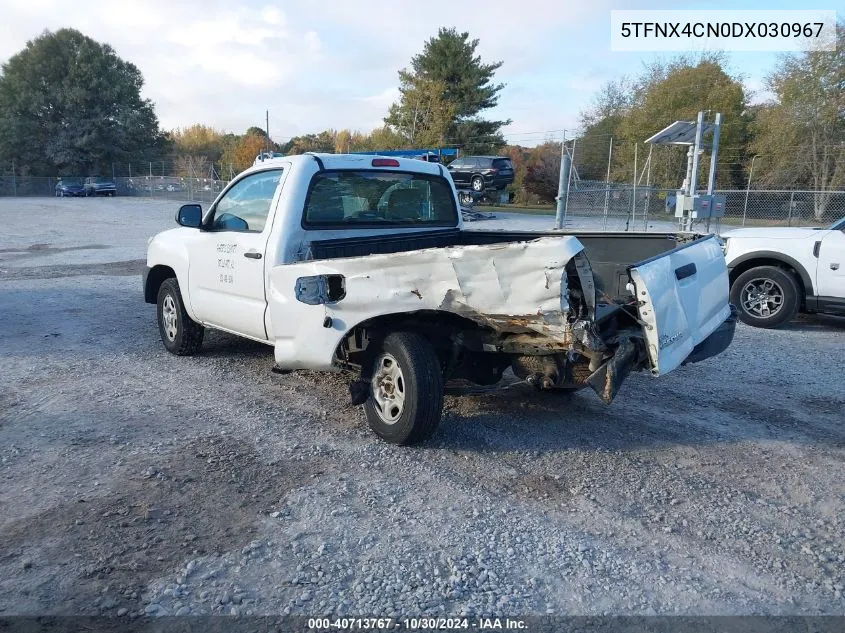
[266,110,270,154]
[743,155,760,227]
[602,137,613,230]
[554,135,570,230]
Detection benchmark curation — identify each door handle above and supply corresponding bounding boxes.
[832,263,840,271]
[675,263,697,280]
[244,251,262,260]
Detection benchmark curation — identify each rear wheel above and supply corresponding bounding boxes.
[363,332,444,445]
[156,278,204,355]
[730,266,800,328]
[471,175,485,192]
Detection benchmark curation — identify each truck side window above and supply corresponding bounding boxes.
[210,168,283,233]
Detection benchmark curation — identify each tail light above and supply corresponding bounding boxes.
[372,158,400,167]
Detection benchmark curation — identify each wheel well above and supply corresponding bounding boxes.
[336,310,490,366]
[729,258,807,308]
[144,265,176,303]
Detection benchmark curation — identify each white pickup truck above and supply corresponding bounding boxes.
[143,153,736,444]
[722,218,845,328]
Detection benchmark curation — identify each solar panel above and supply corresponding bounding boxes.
[644,120,714,145]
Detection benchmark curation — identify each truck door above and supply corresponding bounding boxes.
[815,229,845,302]
[187,167,286,341]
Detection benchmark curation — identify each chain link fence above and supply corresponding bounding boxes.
[0,175,229,204]
[491,184,845,231]
[1,172,843,231]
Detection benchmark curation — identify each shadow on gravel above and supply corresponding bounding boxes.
[781,314,845,331]
[0,436,326,615]
[436,375,845,453]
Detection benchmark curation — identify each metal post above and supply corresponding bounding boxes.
[689,111,705,196]
[743,155,759,227]
[12,159,16,196]
[554,136,568,230]
[682,146,694,194]
[628,143,637,231]
[643,145,653,231]
[563,138,576,226]
[788,190,794,226]
[704,113,722,233]
[706,113,722,195]
[603,137,613,230]
[149,162,153,197]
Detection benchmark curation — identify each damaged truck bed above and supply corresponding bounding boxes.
[144,152,737,444]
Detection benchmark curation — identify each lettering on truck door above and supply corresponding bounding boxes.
[186,167,285,341]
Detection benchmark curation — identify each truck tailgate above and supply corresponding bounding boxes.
[628,235,731,376]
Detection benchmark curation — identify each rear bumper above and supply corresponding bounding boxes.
[682,304,738,365]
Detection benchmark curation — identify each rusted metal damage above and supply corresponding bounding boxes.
[585,337,638,403]
[439,288,571,339]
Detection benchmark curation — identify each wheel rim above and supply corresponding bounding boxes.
[740,278,784,318]
[371,353,406,424]
[161,294,178,341]
[472,178,484,192]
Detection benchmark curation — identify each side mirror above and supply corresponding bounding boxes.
[176,204,202,228]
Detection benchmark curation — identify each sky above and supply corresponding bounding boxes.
[0,0,831,147]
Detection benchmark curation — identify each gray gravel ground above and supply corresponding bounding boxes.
[0,197,843,619]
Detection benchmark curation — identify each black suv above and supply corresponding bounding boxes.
[446,156,514,192]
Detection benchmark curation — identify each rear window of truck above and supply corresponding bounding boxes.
[303,170,458,228]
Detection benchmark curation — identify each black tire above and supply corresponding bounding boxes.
[470,175,485,192]
[156,278,204,355]
[730,266,800,328]
[363,332,444,445]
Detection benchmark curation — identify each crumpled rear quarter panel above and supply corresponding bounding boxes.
[268,236,584,369]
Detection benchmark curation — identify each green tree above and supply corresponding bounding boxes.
[335,129,353,153]
[385,28,509,153]
[386,78,456,147]
[576,79,633,181]
[283,130,338,154]
[576,55,749,190]
[750,24,844,220]
[617,56,749,189]
[0,28,166,175]
[220,133,267,173]
[523,142,563,203]
[172,124,225,163]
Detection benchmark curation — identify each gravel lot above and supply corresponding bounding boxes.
[0,196,843,619]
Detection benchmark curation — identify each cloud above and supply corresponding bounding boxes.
[1,0,777,144]
[304,30,321,53]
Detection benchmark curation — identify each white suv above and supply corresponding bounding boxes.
[722,217,845,328]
